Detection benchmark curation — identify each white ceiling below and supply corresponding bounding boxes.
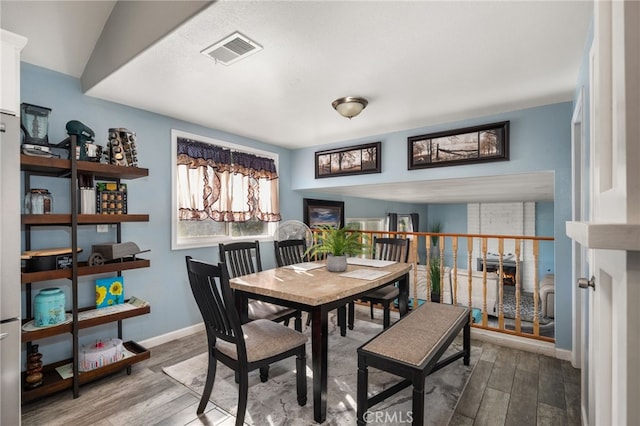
[1,0,591,204]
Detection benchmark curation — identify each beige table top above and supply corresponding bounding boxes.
[229,261,412,306]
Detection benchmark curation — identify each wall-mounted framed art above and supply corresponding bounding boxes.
[315,141,381,178]
[408,121,509,170]
[303,198,345,228]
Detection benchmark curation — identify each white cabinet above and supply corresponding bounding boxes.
[0,29,28,116]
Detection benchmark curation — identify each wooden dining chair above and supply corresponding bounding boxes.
[185,256,307,425]
[357,237,410,329]
[273,239,309,267]
[219,240,302,332]
[273,239,314,327]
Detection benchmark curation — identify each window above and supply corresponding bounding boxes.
[171,130,280,250]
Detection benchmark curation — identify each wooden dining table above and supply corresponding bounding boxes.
[229,260,412,423]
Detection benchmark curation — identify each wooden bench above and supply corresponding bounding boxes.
[356,302,471,426]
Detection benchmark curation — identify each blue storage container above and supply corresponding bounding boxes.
[34,287,66,326]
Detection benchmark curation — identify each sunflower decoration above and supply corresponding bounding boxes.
[109,280,123,297]
[95,277,125,308]
[96,285,107,306]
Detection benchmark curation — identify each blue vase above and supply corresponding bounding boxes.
[34,288,66,326]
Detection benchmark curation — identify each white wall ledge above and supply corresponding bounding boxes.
[566,222,640,251]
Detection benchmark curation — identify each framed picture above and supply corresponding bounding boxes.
[315,141,381,178]
[303,198,345,229]
[408,121,509,170]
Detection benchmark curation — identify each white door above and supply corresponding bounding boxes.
[567,1,640,425]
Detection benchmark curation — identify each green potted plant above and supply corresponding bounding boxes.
[429,221,442,248]
[429,257,441,303]
[305,225,367,272]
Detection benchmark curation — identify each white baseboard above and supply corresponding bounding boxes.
[471,328,557,357]
[554,347,572,361]
[139,322,205,348]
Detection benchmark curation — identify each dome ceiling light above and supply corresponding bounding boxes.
[331,96,368,119]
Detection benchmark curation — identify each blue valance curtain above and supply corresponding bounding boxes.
[176,138,281,222]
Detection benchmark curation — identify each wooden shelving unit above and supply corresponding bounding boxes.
[20,137,151,402]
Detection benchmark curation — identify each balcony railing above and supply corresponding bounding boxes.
[311,229,555,343]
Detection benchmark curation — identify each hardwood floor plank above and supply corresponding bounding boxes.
[144,333,207,373]
[564,381,582,426]
[516,350,540,374]
[505,368,538,426]
[474,387,510,426]
[185,407,235,426]
[538,365,566,410]
[479,342,502,363]
[561,360,581,385]
[448,412,474,426]
[488,350,516,394]
[453,359,493,419]
[538,355,563,377]
[107,391,198,426]
[537,402,568,426]
[153,401,231,426]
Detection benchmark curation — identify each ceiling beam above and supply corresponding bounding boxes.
[81,0,213,92]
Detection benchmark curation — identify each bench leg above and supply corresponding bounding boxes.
[412,376,425,426]
[357,354,369,426]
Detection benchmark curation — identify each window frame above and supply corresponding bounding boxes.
[171,129,279,250]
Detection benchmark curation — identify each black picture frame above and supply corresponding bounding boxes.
[408,121,509,170]
[315,141,381,178]
[303,198,345,229]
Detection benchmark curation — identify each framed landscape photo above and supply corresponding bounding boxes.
[303,198,345,229]
[408,121,509,170]
[315,141,381,178]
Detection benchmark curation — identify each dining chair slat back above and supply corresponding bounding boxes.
[274,239,308,267]
[373,237,410,263]
[219,240,262,277]
[357,237,411,329]
[218,240,302,334]
[185,256,243,350]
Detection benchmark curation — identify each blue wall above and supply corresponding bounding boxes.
[292,104,573,349]
[20,61,573,363]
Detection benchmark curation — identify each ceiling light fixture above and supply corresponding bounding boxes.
[331,96,368,119]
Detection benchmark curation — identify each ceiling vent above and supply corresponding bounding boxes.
[201,32,263,66]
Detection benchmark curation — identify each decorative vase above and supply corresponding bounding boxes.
[25,345,43,389]
[326,254,347,272]
[430,292,441,303]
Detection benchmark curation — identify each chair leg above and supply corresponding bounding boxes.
[370,301,374,319]
[305,312,312,327]
[259,365,270,382]
[338,305,347,336]
[236,368,249,426]
[284,318,290,327]
[294,311,303,332]
[383,301,391,329]
[197,351,217,414]
[296,346,308,406]
[348,302,355,330]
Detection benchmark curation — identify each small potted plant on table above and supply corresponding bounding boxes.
[305,225,367,272]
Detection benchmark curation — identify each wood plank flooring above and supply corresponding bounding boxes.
[21,317,581,426]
